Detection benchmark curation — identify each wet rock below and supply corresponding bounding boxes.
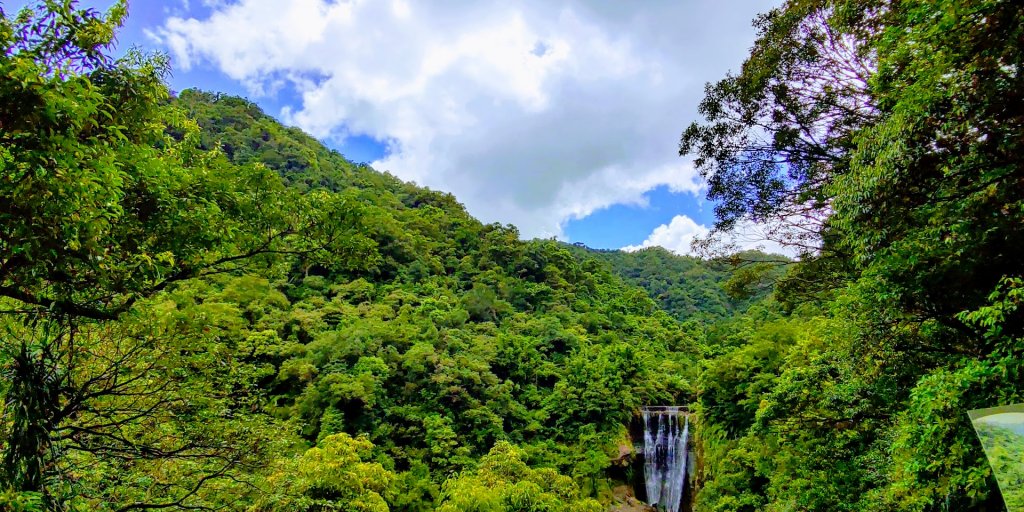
[609,484,655,512]
[612,440,634,466]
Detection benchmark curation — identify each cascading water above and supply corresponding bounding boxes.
[642,406,690,512]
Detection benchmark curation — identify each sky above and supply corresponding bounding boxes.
[4,0,790,256]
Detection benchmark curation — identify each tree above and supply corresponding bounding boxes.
[436,442,601,512]
[829,0,1024,337]
[255,433,393,512]
[0,3,373,322]
[1,2,375,507]
[687,0,1024,509]
[679,0,881,257]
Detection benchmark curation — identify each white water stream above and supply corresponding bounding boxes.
[642,406,689,512]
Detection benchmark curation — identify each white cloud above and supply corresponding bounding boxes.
[623,215,802,257]
[151,0,769,238]
[622,215,709,255]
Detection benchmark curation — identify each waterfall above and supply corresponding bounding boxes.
[642,406,689,512]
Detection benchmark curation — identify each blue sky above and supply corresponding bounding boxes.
[5,0,783,254]
[566,186,716,249]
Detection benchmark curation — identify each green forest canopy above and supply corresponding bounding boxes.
[1,0,1023,511]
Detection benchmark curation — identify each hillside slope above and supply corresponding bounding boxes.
[568,245,786,322]
[164,90,702,509]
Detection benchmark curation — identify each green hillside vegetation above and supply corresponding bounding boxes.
[569,246,787,322]
[1,4,697,511]
[3,1,1024,512]
[682,0,1024,510]
[974,423,1024,510]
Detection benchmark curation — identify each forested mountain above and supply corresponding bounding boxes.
[568,246,786,322]
[3,1,1024,512]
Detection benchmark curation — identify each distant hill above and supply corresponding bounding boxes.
[566,245,786,322]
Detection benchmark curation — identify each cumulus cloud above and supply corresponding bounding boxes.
[151,0,768,238]
[623,215,801,257]
[622,215,709,254]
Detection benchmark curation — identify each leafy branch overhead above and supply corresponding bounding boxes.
[1,4,376,322]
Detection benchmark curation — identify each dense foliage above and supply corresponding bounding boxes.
[684,0,1024,510]
[566,246,785,323]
